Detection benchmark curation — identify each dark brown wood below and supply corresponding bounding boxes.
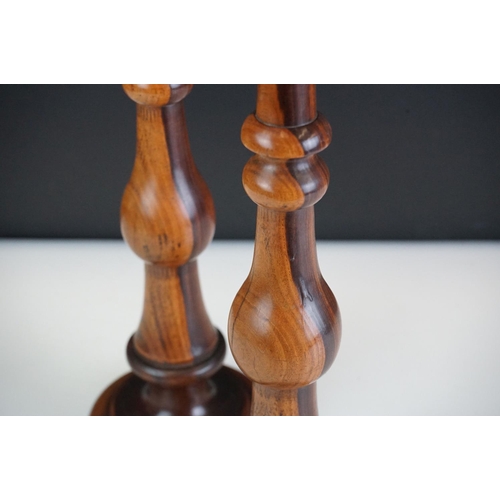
[91,84,251,416]
[228,84,341,416]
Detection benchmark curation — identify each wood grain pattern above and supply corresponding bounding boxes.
[92,368,251,416]
[241,113,331,159]
[229,84,341,416]
[256,84,316,126]
[251,383,318,416]
[91,84,251,415]
[121,86,217,365]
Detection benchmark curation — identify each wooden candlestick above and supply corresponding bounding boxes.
[228,84,342,416]
[91,84,251,416]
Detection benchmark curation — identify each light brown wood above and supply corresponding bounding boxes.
[121,85,217,365]
[228,84,341,416]
[91,84,251,415]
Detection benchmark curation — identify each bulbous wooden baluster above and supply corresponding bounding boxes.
[228,84,342,416]
[92,84,251,416]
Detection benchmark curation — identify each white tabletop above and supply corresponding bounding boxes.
[0,239,498,415]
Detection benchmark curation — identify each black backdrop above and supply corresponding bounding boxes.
[0,84,499,240]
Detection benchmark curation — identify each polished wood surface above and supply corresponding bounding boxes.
[229,84,341,416]
[92,84,251,415]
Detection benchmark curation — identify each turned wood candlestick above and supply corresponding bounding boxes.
[91,84,251,416]
[228,84,341,416]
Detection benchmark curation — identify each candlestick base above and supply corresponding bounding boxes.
[91,366,251,416]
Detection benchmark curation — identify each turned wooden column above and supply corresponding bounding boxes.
[91,84,251,416]
[228,84,341,416]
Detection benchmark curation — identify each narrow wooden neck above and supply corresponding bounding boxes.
[252,383,318,416]
[256,84,317,127]
[134,260,217,365]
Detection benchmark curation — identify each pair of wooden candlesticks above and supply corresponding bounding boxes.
[91,84,341,416]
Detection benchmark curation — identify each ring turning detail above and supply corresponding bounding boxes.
[91,84,251,416]
[228,84,342,416]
